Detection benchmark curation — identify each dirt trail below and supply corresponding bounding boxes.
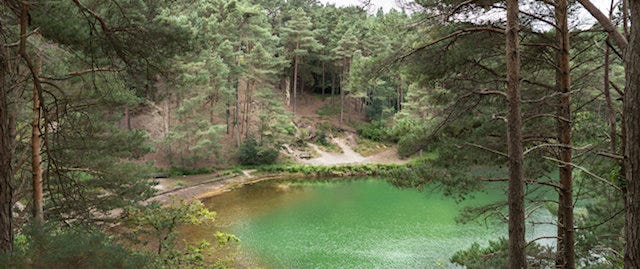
[147,170,264,204]
[301,134,407,166]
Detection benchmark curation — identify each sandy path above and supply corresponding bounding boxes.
[301,135,408,166]
[147,170,266,204]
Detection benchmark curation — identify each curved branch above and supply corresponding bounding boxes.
[576,0,628,51]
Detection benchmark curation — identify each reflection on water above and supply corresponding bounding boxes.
[180,178,555,268]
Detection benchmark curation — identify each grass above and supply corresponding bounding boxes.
[353,137,390,157]
[317,142,343,153]
[256,163,405,177]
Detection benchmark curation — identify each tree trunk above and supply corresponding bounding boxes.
[506,0,526,267]
[300,70,305,104]
[624,1,640,267]
[31,44,44,224]
[124,107,131,130]
[234,78,241,147]
[244,80,254,139]
[292,45,299,117]
[331,71,336,105]
[340,79,344,123]
[340,58,347,124]
[164,96,171,136]
[604,0,618,154]
[555,0,575,267]
[322,61,326,99]
[0,43,15,255]
[397,75,403,112]
[604,40,617,153]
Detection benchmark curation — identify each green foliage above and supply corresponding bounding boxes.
[125,200,238,268]
[166,166,216,177]
[45,116,157,220]
[356,120,393,142]
[450,238,554,269]
[258,163,402,177]
[238,138,279,165]
[1,224,151,268]
[317,104,341,116]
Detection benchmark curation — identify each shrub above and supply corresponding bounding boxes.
[1,224,151,269]
[356,120,391,142]
[238,138,279,165]
[315,131,329,146]
[398,133,423,158]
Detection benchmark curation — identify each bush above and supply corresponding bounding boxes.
[238,138,279,165]
[315,131,330,146]
[1,224,151,269]
[356,120,391,142]
[397,133,423,158]
[167,166,214,177]
[388,118,418,142]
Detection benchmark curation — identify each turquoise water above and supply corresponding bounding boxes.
[189,178,554,268]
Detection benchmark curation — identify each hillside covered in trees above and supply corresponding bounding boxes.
[1,0,639,268]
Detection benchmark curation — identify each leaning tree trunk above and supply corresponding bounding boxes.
[555,0,575,267]
[624,1,640,267]
[506,0,526,267]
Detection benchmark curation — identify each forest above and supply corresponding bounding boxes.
[0,0,638,268]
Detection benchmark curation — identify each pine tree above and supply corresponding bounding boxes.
[282,7,320,116]
[333,29,358,124]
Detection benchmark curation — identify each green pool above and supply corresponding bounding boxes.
[184,178,555,268]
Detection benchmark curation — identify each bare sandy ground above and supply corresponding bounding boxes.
[300,134,408,166]
[147,170,280,204]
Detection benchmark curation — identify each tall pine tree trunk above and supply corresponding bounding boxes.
[397,75,403,112]
[331,71,336,105]
[0,39,15,254]
[555,0,574,267]
[322,61,326,99]
[624,1,640,267]
[340,58,346,124]
[604,39,617,152]
[292,49,299,117]
[31,44,44,224]
[604,1,617,153]
[506,0,526,267]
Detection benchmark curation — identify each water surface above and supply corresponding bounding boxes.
[184,178,554,268]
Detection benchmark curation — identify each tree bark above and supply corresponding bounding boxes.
[0,9,16,253]
[604,41,617,152]
[506,0,526,267]
[331,71,336,105]
[322,61,326,99]
[604,0,617,153]
[234,78,241,147]
[292,46,299,117]
[397,75,403,112]
[555,1,574,267]
[31,41,44,225]
[340,58,348,124]
[624,1,640,267]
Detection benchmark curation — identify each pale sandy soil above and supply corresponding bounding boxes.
[300,134,408,166]
[147,170,273,204]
